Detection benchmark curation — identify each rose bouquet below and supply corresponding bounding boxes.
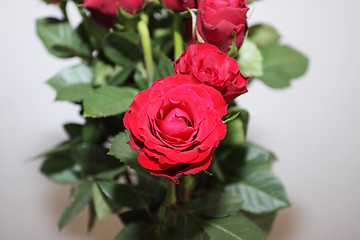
[37,0,308,239]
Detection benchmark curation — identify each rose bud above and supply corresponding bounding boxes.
[83,0,146,27]
[174,42,249,104]
[196,0,249,52]
[162,0,197,12]
[123,74,227,183]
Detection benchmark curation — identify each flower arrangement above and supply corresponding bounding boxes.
[37,0,308,239]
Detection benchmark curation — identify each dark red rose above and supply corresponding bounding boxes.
[83,0,146,27]
[174,42,249,104]
[162,0,196,12]
[196,0,249,52]
[123,74,227,183]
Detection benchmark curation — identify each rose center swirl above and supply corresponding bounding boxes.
[157,107,195,141]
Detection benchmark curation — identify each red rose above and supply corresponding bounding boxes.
[83,0,146,27]
[162,0,197,12]
[174,42,249,104]
[196,0,249,52]
[123,74,227,183]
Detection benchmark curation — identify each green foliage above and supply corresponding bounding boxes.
[114,223,158,240]
[97,182,151,210]
[183,191,243,218]
[225,169,290,214]
[238,39,264,77]
[245,212,276,236]
[92,183,118,219]
[40,154,79,184]
[248,24,281,48]
[83,86,139,118]
[58,181,93,230]
[109,131,140,169]
[259,43,309,88]
[201,214,266,240]
[47,63,93,102]
[36,18,91,58]
[35,1,308,238]
[103,32,141,67]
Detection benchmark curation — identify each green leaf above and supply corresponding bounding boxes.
[238,39,263,77]
[92,59,109,86]
[245,212,276,236]
[40,154,79,184]
[119,209,153,225]
[70,143,121,175]
[38,139,80,159]
[109,66,133,86]
[222,119,246,146]
[93,166,128,181]
[114,223,157,240]
[83,86,139,118]
[56,83,93,102]
[92,183,118,219]
[223,112,240,124]
[225,169,290,214]
[184,191,243,218]
[87,201,96,232]
[103,32,141,66]
[258,43,309,88]
[201,214,265,240]
[134,68,148,90]
[47,63,93,98]
[241,143,276,172]
[228,31,239,58]
[47,63,93,89]
[248,24,281,48]
[58,181,93,230]
[137,171,167,200]
[78,18,108,50]
[174,215,210,240]
[97,182,150,210]
[36,18,91,58]
[216,142,276,179]
[64,123,83,138]
[153,49,174,78]
[81,121,106,143]
[109,131,140,171]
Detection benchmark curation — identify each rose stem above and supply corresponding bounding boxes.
[180,175,194,202]
[158,181,177,224]
[137,13,154,87]
[58,1,69,22]
[173,14,183,60]
[76,4,94,57]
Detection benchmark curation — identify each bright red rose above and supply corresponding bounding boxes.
[162,0,196,12]
[196,0,249,52]
[83,0,146,27]
[123,74,227,183]
[174,42,249,104]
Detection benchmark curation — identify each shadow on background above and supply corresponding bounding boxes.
[269,207,296,240]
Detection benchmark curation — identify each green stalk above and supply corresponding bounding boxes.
[166,181,177,205]
[158,181,177,223]
[137,13,154,87]
[173,15,184,60]
[59,1,69,22]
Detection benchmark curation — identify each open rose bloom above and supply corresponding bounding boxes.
[124,75,227,183]
[174,42,249,104]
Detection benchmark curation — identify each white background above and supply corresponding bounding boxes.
[1,0,359,239]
